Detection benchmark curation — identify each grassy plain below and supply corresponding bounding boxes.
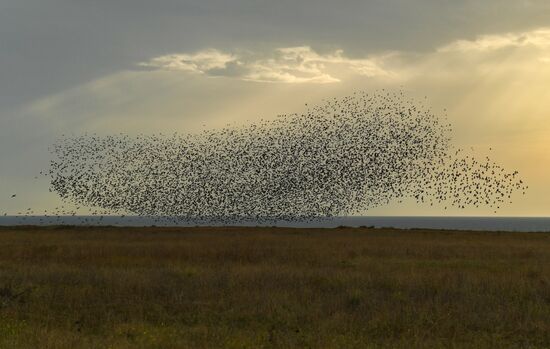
[0,225,548,348]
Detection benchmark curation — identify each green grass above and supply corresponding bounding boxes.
[0,226,549,348]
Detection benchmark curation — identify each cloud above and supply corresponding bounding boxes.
[25,26,550,131]
[139,49,237,73]
[438,28,550,52]
[139,46,391,83]
[138,27,550,85]
[356,26,550,84]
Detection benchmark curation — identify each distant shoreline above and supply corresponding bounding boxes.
[2,216,550,232]
[1,224,549,234]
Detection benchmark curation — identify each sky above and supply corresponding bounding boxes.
[1,0,550,216]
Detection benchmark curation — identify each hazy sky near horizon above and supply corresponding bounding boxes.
[1,0,550,216]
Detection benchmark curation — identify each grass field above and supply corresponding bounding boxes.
[0,226,548,348]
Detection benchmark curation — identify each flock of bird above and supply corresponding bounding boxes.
[5,90,527,225]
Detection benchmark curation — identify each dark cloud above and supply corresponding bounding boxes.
[1,0,550,108]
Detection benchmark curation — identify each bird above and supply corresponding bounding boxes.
[24,89,528,226]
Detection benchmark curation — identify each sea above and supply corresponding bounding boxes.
[1,216,550,232]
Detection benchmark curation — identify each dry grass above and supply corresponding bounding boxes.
[0,225,549,348]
